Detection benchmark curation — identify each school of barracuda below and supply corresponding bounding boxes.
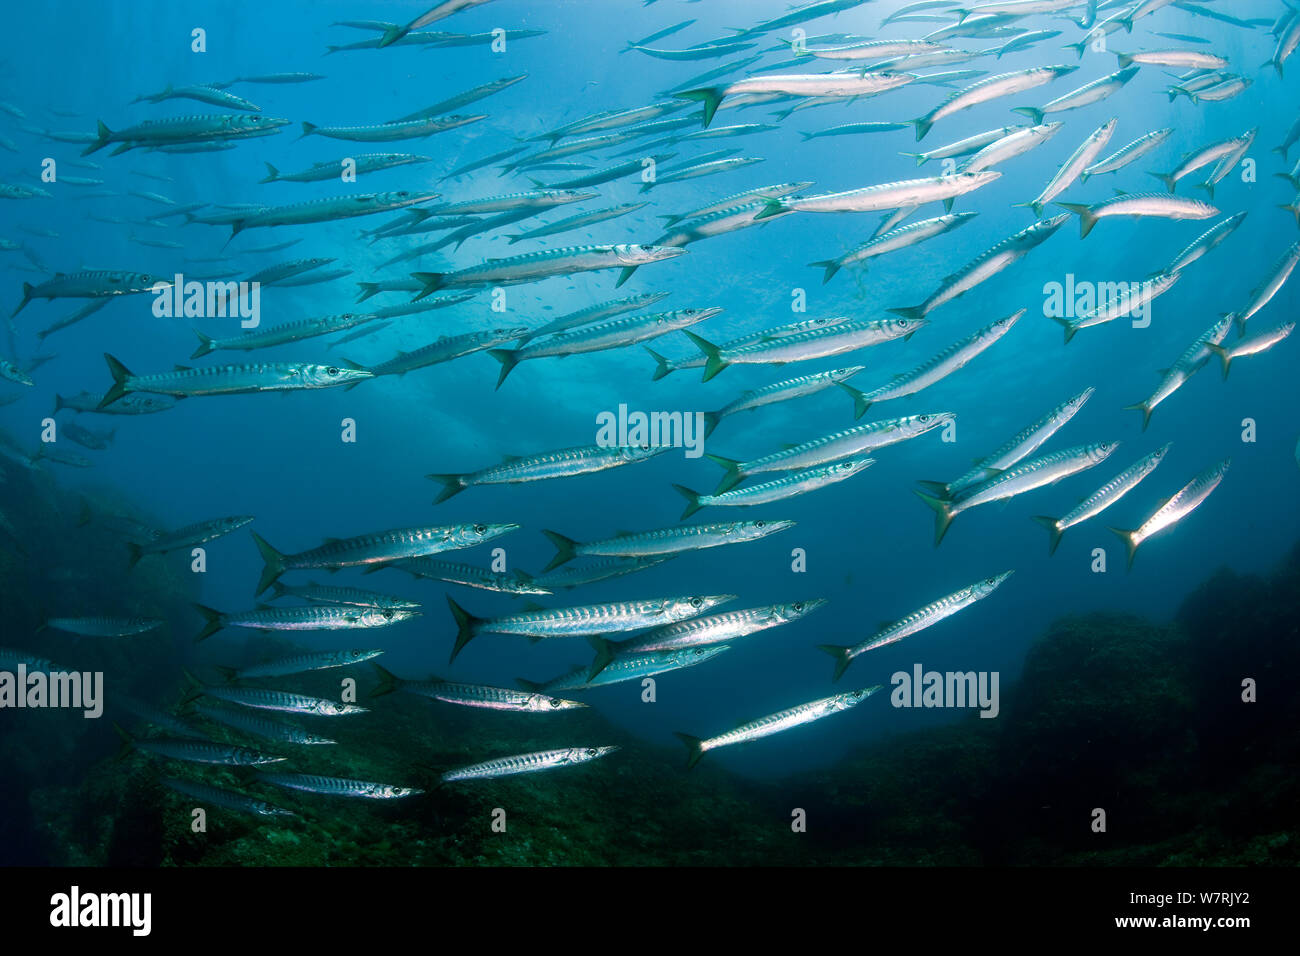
[1,0,1296,819]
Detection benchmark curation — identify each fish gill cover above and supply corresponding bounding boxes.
[0,0,1297,870]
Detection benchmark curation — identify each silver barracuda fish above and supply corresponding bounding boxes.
[370,664,586,712]
[1108,460,1230,569]
[98,354,373,407]
[441,746,620,782]
[1033,445,1171,554]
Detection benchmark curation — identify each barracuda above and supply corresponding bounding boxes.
[410,243,688,296]
[845,312,1022,416]
[217,648,385,681]
[82,113,289,155]
[541,520,794,571]
[923,387,1095,499]
[160,777,298,817]
[1124,316,1233,431]
[819,572,1014,680]
[916,443,1120,545]
[194,702,338,746]
[446,594,735,662]
[589,600,827,678]
[649,314,851,379]
[191,312,380,358]
[1109,460,1231,569]
[1052,271,1182,344]
[428,444,667,502]
[226,189,442,236]
[98,355,372,407]
[267,581,421,609]
[1056,192,1218,238]
[889,218,1065,320]
[371,664,586,712]
[257,773,422,798]
[379,557,551,595]
[675,686,881,769]
[196,682,368,716]
[193,602,416,643]
[489,307,717,388]
[910,65,1078,140]
[678,71,916,127]
[365,327,528,380]
[1207,323,1295,378]
[116,726,286,766]
[704,367,866,436]
[674,458,874,520]
[251,523,518,594]
[708,414,950,493]
[683,317,923,382]
[1033,445,1171,555]
[757,170,1000,219]
[442,746,620,782]
[41,617,163,637]
[12,270,168,316]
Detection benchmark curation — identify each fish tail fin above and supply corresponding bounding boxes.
[901,152,927,167]
[1031,515,1065,556]
[410,271,444,300]
[886,305,925,323]
[1011,106,1045,125]
[355,282,381,303]
[1054,202,1098,238]
[250,531,286,595]
[911,116,933,142]
[1116,53,1133,69]
[645,345,674,381]
[426,473,466,504]
[704,454,744,495]
[915,480,951,498]
[211,665,237,683]
[259,162,279,183]
[1147,171,1176,193]
[671,484,704,521]
[682,330,726,382]
[112,723,135,761]
[192,603,224,644]
[190,330,214,360]
[98,353,133,408]
[586,635,615,682]
[299,121,317,139]
[1108,526,1139,570]
[1123,400,1153,432]
[125,541,144,569]
[817,644,854,683]
[673,732,706,770]
[1047,313,1078,344]
[913,489,956,547]
[446,596,483,664]
[82,120,112,156]
[11,282,33,317]
[377,25,407,48]
[809,259,840,284]
[838,383,871,420]
[369,662,400,698]
[486,349,520,389]
[1205,342,1231,380]
[702,410,722,438]
[541,529,579,572]
[752,198,788,221]
[674,87,724,128]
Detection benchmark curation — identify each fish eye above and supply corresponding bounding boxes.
[549,698,561,708]
[918,414,930,422]
[585,748,598,757]
[474,524,486,534]
[792,602,804,612]
[326,366,340,376]
[382,610,394,619]
[690,597,702,607]
[755,520,765,528]
[986,577,997,586]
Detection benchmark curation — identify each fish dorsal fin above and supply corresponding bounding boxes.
[1113,187,1128,195]
[780,442,799,450]
[613,529,636,537]
[1157,367,1171,376]
[322,536,343,544]
[173,364,192,372]
[522,601,546,612]
[500,454,524,463]
[255,603,272,611]
[878,620,894,631]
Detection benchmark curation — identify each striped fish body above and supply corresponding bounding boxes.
[1112,460,1230,567]
[131,736,286,766]
[233,648,384,679]
[44,616,162,637]
[258,773,422,798]
[199,685,368,716]
[161,777,297,817]
[269,580,421,609]
[195,702,337,745]
[441,746,619,782]
[388,557,551,595]
[1036,446,1171,553]
[537,645,732,691]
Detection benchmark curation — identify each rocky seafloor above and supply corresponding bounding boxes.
[3,460,1298,867]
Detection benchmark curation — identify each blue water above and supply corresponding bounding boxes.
[2,0,1297,783]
